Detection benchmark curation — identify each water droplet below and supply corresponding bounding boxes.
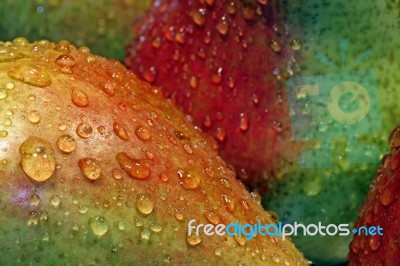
[135,218,144,227]
[234,234,246,246]
[211,72,222,85]
[239,113,249,132]
[192,9,206,26]
[173,130,189,140]
[243,6,256,20]
[218,177,230,189]
[271,254,281,263]
[151,37,161,48]
[389,126,400,148]
[205,0,214,6]
[113,122,129,141]
[117,221,125,231]
[160,173,169,182]
[178,170,200,189]
[112,168,122,180]
[135,125,151,141]
[0,89,8,100]
[380,184,395,206]
[369,236,380,251]
[103,200,110,209]
[38,211,48,224]
[135,193,154,215]
[116,152,151,180]
[204,211,220,225]
[250,192,261,204]
[175,209,184,221]
[269,40,282,53]
[79,46,90,53]
[30,194,40,206]
[175,31,186,44]
[183,143,193,154]
[144,150,154,160]
[0,130,8,138]
[79,157,102,181]
[89,216,109,237]
[187,232,202,246]
[203,116,212,128]
[149,223,162,233]
[27,211,39,226]
[222,194,235,213]
[28,94,36,101]
[50,195,61,208]
[97,126,106,135]
[71,89,89,107]
[5,81,15,90]
[143,67,156,83]
[42,232,50,241]
[216,17,229,36]
[54,40,71,53]
[205,167,214,177]
[227,2,236,14]
[101,82,116,96]
[79,205,88,214]
[189,76,198,89]
[302,177,323,196]
[8,65,51,87]
[55,54,76,67]
[86,56,96,63]
[28,110,41,124]
[140,228,151,241]
[290,39,302,50]
[283,258,291,266]
[76,123,93,139]
[57,135,76,153]
[2,118,11,127]
[20,136,56,182]
[227,77,235,89]
[215,127,226,142]
[272,121,283,132]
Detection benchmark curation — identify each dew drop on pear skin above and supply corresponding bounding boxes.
[135,193,154,215]
[78,157,102,181]
[57,135,76,153]
[89,216,109,237]
[20,136,56,182]
[116,152,151,180]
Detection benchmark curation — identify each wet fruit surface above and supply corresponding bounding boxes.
[127,1,383,263]
[126,0,300,188]
[0,38,307,265]
[348,126,400,264]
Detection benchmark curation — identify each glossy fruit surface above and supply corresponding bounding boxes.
[0,38,307,265]
[127,0,399,264]
[126,0,299,189]
[348,126,400,265]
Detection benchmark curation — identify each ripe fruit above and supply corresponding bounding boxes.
[126,1,375,263]
[348,126,400,264]
[0,0,151,60]
[0,38,306,265]
[126,0,299,188]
